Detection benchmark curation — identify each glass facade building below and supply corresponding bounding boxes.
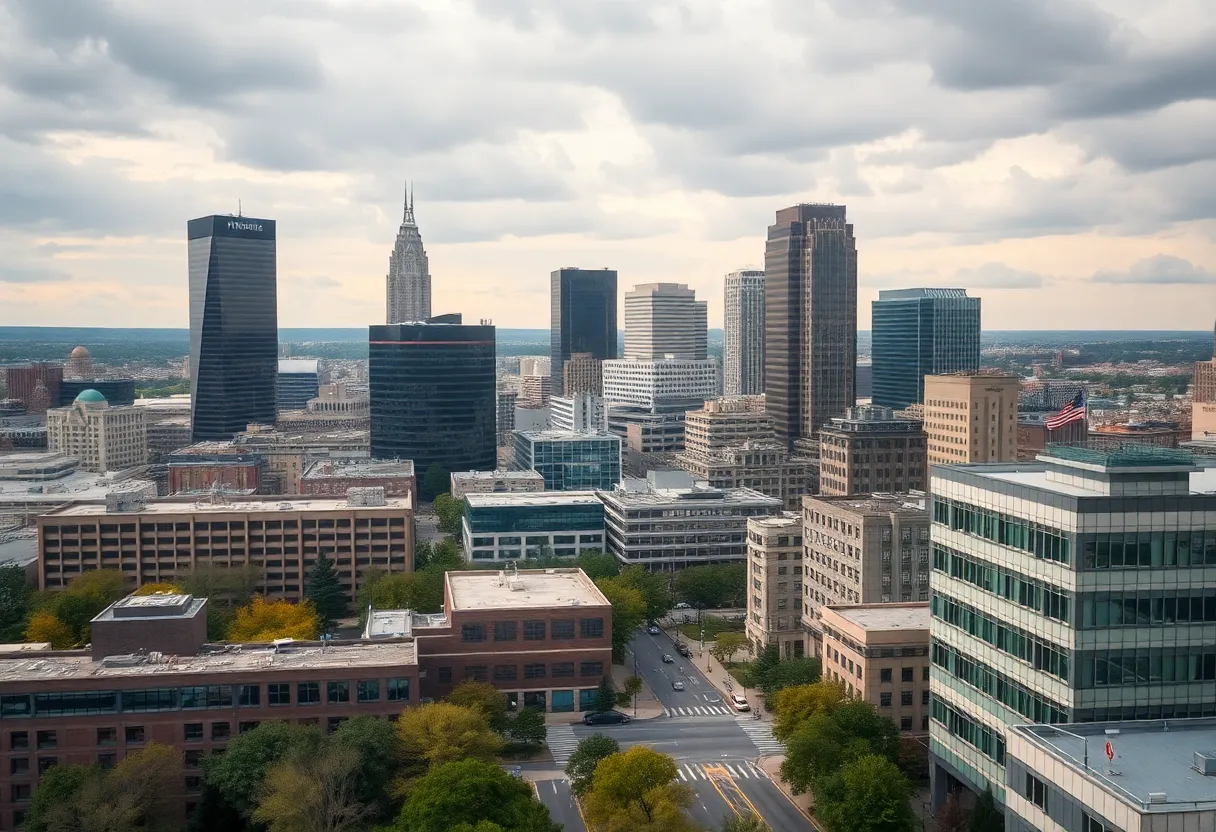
[369,315,496,474]
[872,288,980,411]
[928,444,1216,812]
[276,359,320,412]
[550,268,617,395]
[512,430,622,491]
[187,215,279,441]
[461,492,606,561]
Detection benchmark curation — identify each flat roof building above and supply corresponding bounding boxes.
[276,358,321,413]
[871,288,980,411]
[300,458,415,501]
[623,282,708,361]
[923,374,1019,468]
[551,268,617,396]
[46,390,148,474]
[818,405,926,497]
[512,430,622,492]
[450,469,545,501]
[461,492,605,563]
[744,513,805,659]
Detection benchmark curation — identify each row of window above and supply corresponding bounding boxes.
[932,640,1069,725]
[461,617,604,643]
[932,543,1071,623]
[878,690,928,708]
[931,699,1005,764]
[1079,531,1216,570]
[442,661,604,683]
[1079,591,1216,629]
[1078,649,1216,688]
[933,497,1071,564]
[932,593,1070,682]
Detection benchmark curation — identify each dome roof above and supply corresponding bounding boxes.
[70,346,90,358]
[74,389,107,404]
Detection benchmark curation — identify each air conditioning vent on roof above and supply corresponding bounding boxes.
[1194,751,1216,776]
[1148,792,1168,804]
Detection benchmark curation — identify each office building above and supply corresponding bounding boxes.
[512,430,621,491]
[1016,411,1088,461]
[369,315,496,474]
[496,390,517,447]
[300,459,416,501]
[1091,421,1184,448]
[58,379,136,408]
[562,352,603,396]
[724,269,765,396]
[7,363,63,414]
[276,358,321,412]
[765,204,857,448]
[1004,719,1216,832]
[1194,323,1216,439]
[461,492,605,561]
[682,398,776,458]
[623,282,707,360]
[601,358,718,412]
[549,393,607,434]
[275,382,371,433]
[46,390,148,473]
[801,493,929,651]
[37,489,413,603]
[928,445,1216,811]
[232,425,369,495]
[386,185,431,323]
[167,443,265,494]
[744,513,805,658]
[188,215,278,441]
[923,374,1019,468]
[871,288,981,411]
[676,442,811,512]
[820,603,930,735]
[518,356,551,378]
[855,361,872,400]
[518,373,552,408]
[450,469,545,501]
[817,405,927,496]
[65,345,94,379]
[600,470,780,570]
[607,408,688,455]
[550,267,617,394]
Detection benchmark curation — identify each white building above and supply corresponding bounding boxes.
[723,269,765,396]
[601,358,718,412]
[518,356,551,378]
[623,283,707,361]
[450,469,545,501]
[46,389,148,473]
[549,393,607,433]
[461,491,606,562]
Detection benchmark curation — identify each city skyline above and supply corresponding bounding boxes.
[1,2,1213,331]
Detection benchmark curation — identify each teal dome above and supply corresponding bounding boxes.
[74,389,107,404]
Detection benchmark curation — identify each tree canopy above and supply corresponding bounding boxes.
[27,568,129,646]
[814,754,915,832]
[252,745,370,832]
[203,721,325,817]
[394,759,560,832]
[395,702,504,777]
[0,563,32,642]
[420,464,450,502]
[447,680,510,733]
[226,595,321,642]
[582,746,697,832]
[594,576,646,663]
[565,734,621,797]
[772,681,849,742]
[304,554,347,631]
[721,812,772,832]
[432,493,465,536]
[357,567,446,616]
[133,581,184,596]
[710,632,749,666]
[672,564,746,609]
[614,566,672,622]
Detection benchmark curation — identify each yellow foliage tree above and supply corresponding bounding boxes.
[226,596,321,642]
[395,702,504,775]
[24,610,76,649]
[772,680,850,743]
[582,746,697,832]
[133,582,184,596]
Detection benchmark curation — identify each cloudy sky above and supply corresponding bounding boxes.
[1,0,1214,331]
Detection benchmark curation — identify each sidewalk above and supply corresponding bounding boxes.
[540,662,663,725]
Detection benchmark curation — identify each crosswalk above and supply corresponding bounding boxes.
[677,761,769,781]
[735,715,785,755]
[546,724,579,766]
[664,705,735,717]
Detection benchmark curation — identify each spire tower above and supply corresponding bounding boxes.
[386,182,431,323]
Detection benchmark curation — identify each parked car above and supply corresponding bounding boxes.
[672,681,685,691]
[583,710,631,725]
[661,654,675,663]
[729,693,750,712]
[675,642,692,658]
[674,602,691,609]
[646,625,661,635]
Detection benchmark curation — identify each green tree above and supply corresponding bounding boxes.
[721,811,771,832]
[394,759,560,832]
[710,632,748,665]
[428,537,465,570]
[772,681,849,742]
[583,746,697,832]
[448,681,510,733]
[358,568,447,615]
[421,464,450,502]
[747,649,823,709]
[252,745,369,832]
[395,702,504,777]
[433,493,465,536]
[182,562,264,640]
[593,676,618,713]
[204,721,325,817]
[595,576,646,663]
[615,565,672,621]
[575,551,621,580]
[966,788,1004,832]
[621,675,643,705]
[780,713,859,795]
[331,715,407,821]
[507,708,547,751]
[23,763,99,832]
[814,754,915,832]
[0,563,32,642]
[305,554,347,632]
[564,734,620,797]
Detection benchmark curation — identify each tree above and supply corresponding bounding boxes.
[772,681,848,742]
[395,702,504,776]
[710,632,748,666]
[417,537,465,571]
[253,745,370,832]
[331,715,407,822]
[134,581,184,595]
[575,551,620,580]
[672,564,746,610]
[780,713,859,795]
[433,493,465,536]
[24,609,75,649]
[182,562,264,640]
[565,734,620,797]
[0,564,32,642]
[594,577,646,663]
[305,555,347,632]
[582,746,696,832]
[395,759,560,832]
[966,788,1004,832]
[507,708,547,751]
[421,464,450,502]
[448,681,509,733]
[814,754,915,832]
[748,651,823,710]
[621,675,643,705]
[227,595,321,642]
[593,676,618,713]
[22,763,98,832]
[204,721,325,817]
[721,811,771,832]
[615,566,672,621]
[30,568,130,645]
[357,568,446,616]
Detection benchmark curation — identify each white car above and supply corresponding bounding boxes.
[674,602,691,609]
[729,693,750,712]
[672,681,685,691]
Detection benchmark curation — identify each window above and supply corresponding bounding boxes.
[1,695,31,718]
[181,685,233,710]
[901,667,913,683]
[11,731,29,750]
[238,685,261,707]
[551,619,575,640]
[880,669,892,683]
[125,726,145,744]
[523,620,547,641]
[11,784,32,803]
[1025,773,1048,811]
[900,691,913,707]
[268,684,291,706]
[923,666,930,681]
[494,621,517,641]
[580,618,604,638]
[122,688,178,713]
[494,665,518,682]
[580,661,604,678]
[211,722,231,741]
[1083,813,1112,832]
[524,663,546,679]
[357,681,380,702]
[437,667,452,685]
[38,757,57,774]
[97,727,117,746]
[36,731,56,750]
[922,690,930,706]
[387,678,410,702]
[10,758,29,776]
[551,662,574,678]
[466,666,488,682]
[461,623,487,642]
[184,723,204,742]
[880,693,892,707]
[900,716,913,731]
[328,681,350,703]
[33,691,118,716]
[298,682,321,705]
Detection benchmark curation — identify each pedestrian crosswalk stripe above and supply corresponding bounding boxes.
[735,715,785,755]
[546,725,579,766]
[663,705,733,718]
[678,762,768,782]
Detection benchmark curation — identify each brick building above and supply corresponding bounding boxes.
[167,443,265,494]
[6,364,63,414]
[743,513,805,658]
[300,459,415,501]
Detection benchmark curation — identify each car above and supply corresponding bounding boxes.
[672,681,685,691]
[674,602,691,609]
[675,643,692,658]
[661,654,675,663]
[729,693,750,712]
[583,710,631,726]
[646,625,661,635]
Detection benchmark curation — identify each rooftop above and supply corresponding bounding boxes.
[451,469,545,480]
[0,470,156,505]
[93,593,206,622]
[603,478,781,509]
[948,454,1216,497]
[748,512,801,530]
[302,459,416,479]
[0,528,37,566]
[807,492,928,516]
[446,568,610,611]
[465,491,602,508]
[364,609,412,639]
[515,429,619,442]
[132,395,191,410]
[1045,442,1194,468]
[0,640,417,685]
[42,494,412,517]
[825,603,931,632]
[279,358,320,374]
[1012,718,1216,811]
[878,288,970,300]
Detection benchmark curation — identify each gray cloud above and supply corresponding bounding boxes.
[1092,255,1215,285]
[953,263,1048,288]
[0,263,69,283]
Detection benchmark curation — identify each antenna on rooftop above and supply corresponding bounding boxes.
[238,199,242,217]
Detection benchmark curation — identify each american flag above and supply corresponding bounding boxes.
[1046,390,1087,431]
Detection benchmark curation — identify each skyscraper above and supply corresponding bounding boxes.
[765,204,857,448]
[369,314,496,474]
[723,269,765,396]
[550,267,617,394]
[871,288,980,410]
[187,215,278,441]
[623,282,707,360]
[386,184,431,324]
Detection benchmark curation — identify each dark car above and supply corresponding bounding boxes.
[675,642,692,658]
[583,710,631,726]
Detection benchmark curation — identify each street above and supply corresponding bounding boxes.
[627,620,732,715]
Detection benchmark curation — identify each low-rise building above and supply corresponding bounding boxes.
[549,393,607,433]
[461,492,605,562]
[275,382,370,433]
[817,405,926,497]
[1090,421,1184,448]
[46,390,148,473]
[166,443,265,495]
[819,603,930,735]
[512,430,622,491]
[609,407,688,454]
[744,513,805,658]
[300,459,415,501]
[450,469,545,500]
[676,441,811,512]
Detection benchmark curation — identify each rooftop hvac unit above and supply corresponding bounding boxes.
[1194,751,1216,776]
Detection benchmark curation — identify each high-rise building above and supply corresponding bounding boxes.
[7,363,63,414]
[724,269,765,396]
[518,374,552,408]
[817,405,927,496]
[871,288,980,411]
[928,445,1216,810]
[550,267,617,394]
[187,215,278,441]
[601,359,718,412]
[518,356,551,378]
[496,390,518,447]
[58,379,136,408]
[923,374,1019,468]
[562,352,603,396]
[45,390,148,473]
[623,282,707,360]
[765,204,857,448]
[276,358,321,412]
[681,398,776,458]
[369,315,496,474]
[385,184,431,324]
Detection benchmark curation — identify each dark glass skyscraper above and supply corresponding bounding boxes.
[871,288,980,410]
[369,314,496,474]
[187,215,278,441]
[550,267,617,394]
[765,204,856,448]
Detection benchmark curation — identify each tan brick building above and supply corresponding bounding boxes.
[562,352,603,396]
[817,405,926,497]
[744,513,805,658]
[923,374,1019,468]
